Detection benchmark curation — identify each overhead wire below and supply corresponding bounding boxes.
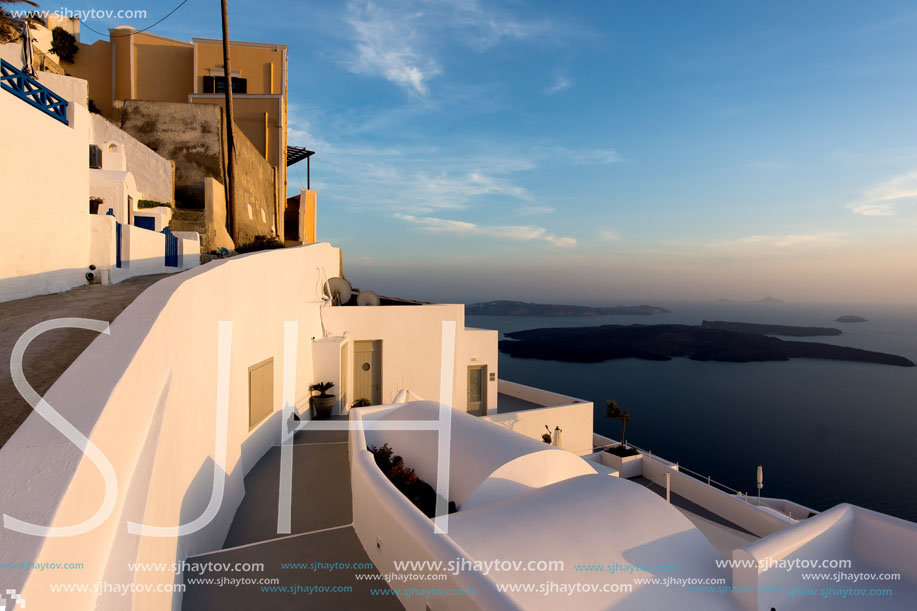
[78,0,191,38]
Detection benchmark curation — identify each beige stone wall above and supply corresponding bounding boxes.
[193,39,286,95]
[116,100,276,245]
[231,123,277,244]
[68,40,113,114]
[133,35,194,104]
[117,100,223,208]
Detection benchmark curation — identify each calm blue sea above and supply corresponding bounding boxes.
[467,301,917,523]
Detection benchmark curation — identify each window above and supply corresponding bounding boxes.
[89,145,101,169]
[202,75,248,94]
[248,358,274,429]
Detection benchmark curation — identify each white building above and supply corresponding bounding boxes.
[0,45,198,302]
[0,239,913,610]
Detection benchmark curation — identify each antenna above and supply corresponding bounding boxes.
[326,277,352,305]
[356,290,380,306]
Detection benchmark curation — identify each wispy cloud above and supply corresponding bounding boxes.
[344,1,439,96]
[517,205,555,215]
[342,0,559,96]
[545,74,571,94]
[556,147,623,165]
[709,232,843,249]
[396,213,576,247]
[848,170,917,216]
[599,229,619,240]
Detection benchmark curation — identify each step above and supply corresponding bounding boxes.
[168,220,206,234]
[170,208,205,222]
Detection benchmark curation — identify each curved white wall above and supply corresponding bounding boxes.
[0,243,340,610]
[461,449,596,511]
[362,401,578,508]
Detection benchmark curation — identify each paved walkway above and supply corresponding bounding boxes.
[182,422,403,610]
[631,475,758,557]
[0,275,170,448]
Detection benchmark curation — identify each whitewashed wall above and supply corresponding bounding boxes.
[0,243,341,610]
[90,114,174,205]
[89,169,139,224]
[89,214,117,274]
[483,383,594,455]
[0,67,90,302]
[350,404,521,611]
[322,304,493,413]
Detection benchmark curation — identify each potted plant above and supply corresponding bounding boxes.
[309,382,335,420]
[542,425,553,444]
[602,400,642,477]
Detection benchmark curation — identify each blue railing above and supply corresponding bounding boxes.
[0,59,69,125]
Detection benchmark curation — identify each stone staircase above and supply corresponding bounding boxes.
[168,208,210,251]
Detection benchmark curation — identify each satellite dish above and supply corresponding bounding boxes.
[327,277,352,305]
[356,290,380,306]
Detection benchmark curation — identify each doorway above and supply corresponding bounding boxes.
[467,365,487,416]
[353,340,382,405]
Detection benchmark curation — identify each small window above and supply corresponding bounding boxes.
[89,145,102,169]
[203,75,247,94]
[248,358,274,429]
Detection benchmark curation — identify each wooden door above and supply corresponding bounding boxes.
[353,340,381,405]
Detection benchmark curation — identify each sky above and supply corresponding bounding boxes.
[71,0,917,305]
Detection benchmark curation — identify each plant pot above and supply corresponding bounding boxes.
[601,448,643,478]
[310,395,335,420]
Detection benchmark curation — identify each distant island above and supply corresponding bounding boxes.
[466,300,670,317]
[499,324,914,367]
[701,320,842,337]
[716,297,785,304]
[836,315,868,323]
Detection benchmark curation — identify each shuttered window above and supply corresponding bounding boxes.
[248,358,274,429]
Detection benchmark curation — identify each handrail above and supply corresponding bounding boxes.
[0,59,69,125]
[593,436,802,521]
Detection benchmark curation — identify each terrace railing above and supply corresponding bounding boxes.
[0,59,69,125]
[594,436,806,522]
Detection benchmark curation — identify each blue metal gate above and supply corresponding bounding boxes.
[134,216,156,231]
[163,227,179,267]
[106,209,122,268]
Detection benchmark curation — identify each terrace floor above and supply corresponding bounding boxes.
[181,419,403,610]
[496,392,544,413]
[631,475,758,557]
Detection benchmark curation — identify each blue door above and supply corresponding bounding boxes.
[106,209,122,268]
[162,227,179,267]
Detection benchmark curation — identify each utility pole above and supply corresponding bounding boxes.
[220,0,236,239]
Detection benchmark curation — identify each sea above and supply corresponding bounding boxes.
[466,301,917,523]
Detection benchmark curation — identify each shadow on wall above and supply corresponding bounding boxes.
[96,371,172,608]
[0,267,97,304]
[0,257,198,304]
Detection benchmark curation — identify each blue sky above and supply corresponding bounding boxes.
[73,1,917,304]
